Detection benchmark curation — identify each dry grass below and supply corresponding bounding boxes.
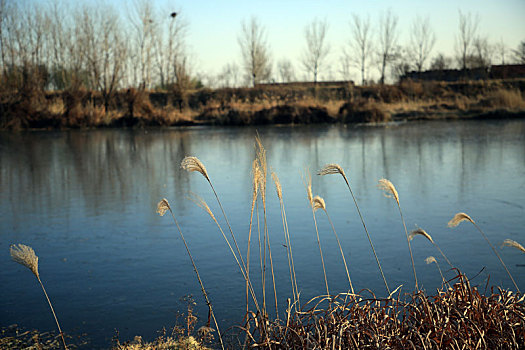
[242,272,525,349]
[486,88,525,109]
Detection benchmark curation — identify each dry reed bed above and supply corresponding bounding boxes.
[242,272,524,349]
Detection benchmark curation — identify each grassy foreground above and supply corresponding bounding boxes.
[4,139,525,349]
[1,79,525,129]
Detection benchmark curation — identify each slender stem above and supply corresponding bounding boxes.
[37,277,68,350]
[246,197,256,314]
[168,208,225,350]
[434,243,453,269]
[283,203,300,309]
[473,222,520,293]
[312,209,329,296]
[207,209,262,315]
[278,198,298,309]
[208,180,249,285]
[263,203,279,318]
[397,204,418,291]
[341,174,390,295]
[324,210,354,295]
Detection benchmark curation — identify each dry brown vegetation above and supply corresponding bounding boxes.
[241,273,524,349]
[1,79,525,129]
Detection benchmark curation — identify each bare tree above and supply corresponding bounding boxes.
[277,59,295,83]
[455,10,479,70]
[512,41,525,63]
[472,36,492,68]
[302,18,330,83]
[430,53,452,70]
[79,4,127,112]
[128,0,156,89]
[409,15,436,72]
[377,9,399,84]
[346,14,373,85]
[218,62,240,87]
[494,38,507,65]
[238,17,272,87]
[152,5,187,89]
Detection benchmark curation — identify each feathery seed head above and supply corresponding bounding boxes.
[10,244,39,279]
[425,256,437,265]
[252,160,261,201]
[271,171,282,200]
[189,193,215,221]
[156,198,170,216]
[304,171,313,206]
[181,156,209,182]
[312,195,326,212]
[448,212,475,227]
[502,239,525,253]
[318,164,345,177]
[409,228,434,244]
[378,178,400,205]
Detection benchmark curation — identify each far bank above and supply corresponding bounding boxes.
[1,79,524,130]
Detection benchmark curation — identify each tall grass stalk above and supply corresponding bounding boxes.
[305,172,330,296]
[245,160,260,314]
[255,137,279,318]
[156,199,225,350]
[189,193,262,315]
[448,212,520,293]
[319,164,390,295]
[272,171,300,309]
[314,196,355,295]
[10,244,69,350]
[378,179,418,291]
[409,228,454,269]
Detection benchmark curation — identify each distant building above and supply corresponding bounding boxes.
[401,68,488,82]
[490,64,525,79]
[255,80,354,89]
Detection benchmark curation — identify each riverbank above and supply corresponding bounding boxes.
[2,273,524,349]
[1,79,524,130]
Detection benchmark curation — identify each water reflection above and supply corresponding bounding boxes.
[1,120,524,348]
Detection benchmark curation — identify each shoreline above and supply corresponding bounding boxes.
[1,79,524,130]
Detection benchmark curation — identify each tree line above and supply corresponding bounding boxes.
[1,0,524,104]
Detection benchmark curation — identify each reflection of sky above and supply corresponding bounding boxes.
[1,120,524,347]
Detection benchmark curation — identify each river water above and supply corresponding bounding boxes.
[1,120,524,348]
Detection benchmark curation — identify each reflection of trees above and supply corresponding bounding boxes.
[1,121,524,230]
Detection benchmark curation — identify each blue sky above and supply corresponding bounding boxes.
[167,0,525,81]
[113,0,525,81]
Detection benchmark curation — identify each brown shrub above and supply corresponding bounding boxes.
[339,99,391,123]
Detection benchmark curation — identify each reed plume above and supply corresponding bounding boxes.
[425,256,449,288]
[448,212,520,293]
[305,173,329,296]
[272,171,300,309]
[156,199,225,350]
[319,164,390,295]
[10,244,69,350]
[409,228,453,268]
[314,195,355,295]
[502,239,525,253]
[378,178,418,291]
